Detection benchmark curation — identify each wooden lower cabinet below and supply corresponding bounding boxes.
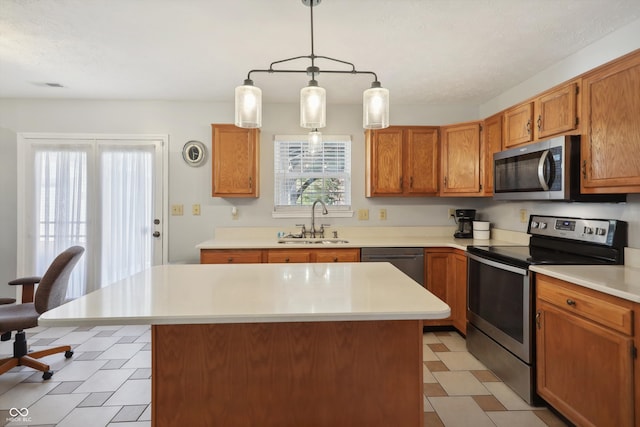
[201,248,360,264]
[200,249,264,264]
[268,248,360,263]
[536,274,636,427]
[423,248,467,334]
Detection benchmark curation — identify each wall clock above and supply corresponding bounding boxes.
[182,140,206,167]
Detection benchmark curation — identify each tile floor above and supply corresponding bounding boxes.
[0,326,569,426]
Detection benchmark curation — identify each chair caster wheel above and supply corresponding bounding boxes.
[42,371,53,380]
[65,350,74,358]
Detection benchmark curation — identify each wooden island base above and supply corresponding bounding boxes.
[152,320,424,427]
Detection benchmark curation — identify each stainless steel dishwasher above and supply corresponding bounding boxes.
[360,247,425,286]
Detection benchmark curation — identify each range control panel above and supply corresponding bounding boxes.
[528,215,625,246]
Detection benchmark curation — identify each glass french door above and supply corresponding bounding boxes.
[18,134,166,299]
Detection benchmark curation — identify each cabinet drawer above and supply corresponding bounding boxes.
[314,249,361,263]
[200,249,263,264]
[267,250,312,263]
[537,275,633,336]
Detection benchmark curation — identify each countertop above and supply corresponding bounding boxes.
[195,226,529,251]
[39,263,451,327]
[530,264,640,303]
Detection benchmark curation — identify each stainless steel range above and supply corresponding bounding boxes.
[465,215,627,404]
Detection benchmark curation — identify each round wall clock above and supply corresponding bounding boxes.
[182,140,206,167]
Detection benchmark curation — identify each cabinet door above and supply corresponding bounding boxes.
[536,300,634,427]
[440,122,481,196]
[482,113,502,196]
[200,249,263,264]
[212,124,259,197]
[267,250,311,263]
[451,251,467,334]
[313,249,360,263]
[536,82,578,139]
[581,51,640,193]
[424,250,453,327]
[365,128,404,196]
[405,128,439,195]
[504,102,534,148]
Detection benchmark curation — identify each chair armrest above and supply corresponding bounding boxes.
[7,276,40,304]
[8,276,41,286]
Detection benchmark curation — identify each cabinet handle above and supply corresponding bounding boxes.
[227,258,233,263]
[400,176,403,188]
[333,257,339,262]
[410,176,414,189]
[566,299,576,306]
[526,119,531,134]
[535,311,541,329]
[537,115,542,132]
[249,176,252,189]
[443,176,447,187]
[285,257,290,263]
[582,160,587,180]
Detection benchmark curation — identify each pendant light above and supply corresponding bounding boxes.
[234,79,261,128]
[308,128,322,153]
[234,0,388,130]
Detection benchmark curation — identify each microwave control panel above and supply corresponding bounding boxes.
[528,215,619,245]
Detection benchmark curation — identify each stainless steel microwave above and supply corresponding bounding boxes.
[493,136,625,202]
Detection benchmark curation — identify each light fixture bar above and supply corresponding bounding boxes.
[235,0,389,130]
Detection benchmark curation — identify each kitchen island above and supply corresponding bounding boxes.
[39,262,450,427]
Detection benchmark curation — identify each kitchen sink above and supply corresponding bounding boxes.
[277,238,349,245]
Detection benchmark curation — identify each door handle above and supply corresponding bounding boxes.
[153,231,161,238]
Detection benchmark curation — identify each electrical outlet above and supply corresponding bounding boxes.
[448,208,455,218]
[171,204,183,216]
[357,209,369,221]
[379,209,387,220]
[192,204,201,216]
[520,209,528,223]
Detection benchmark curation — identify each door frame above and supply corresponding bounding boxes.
[16,132,169,297]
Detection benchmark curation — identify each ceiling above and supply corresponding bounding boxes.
[1,0,640,106]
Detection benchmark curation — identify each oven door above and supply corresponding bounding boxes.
[467,253,533,363]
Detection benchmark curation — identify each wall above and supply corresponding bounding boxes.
[1,17,639,290]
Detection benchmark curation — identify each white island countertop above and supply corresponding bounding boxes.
[39,263,451,327]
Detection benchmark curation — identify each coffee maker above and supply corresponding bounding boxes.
[453,209,476,238]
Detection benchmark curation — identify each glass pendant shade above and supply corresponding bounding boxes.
[235,80,262,128]
[308,129,322,154]
[363,83,389,129]
[300,81,326,129]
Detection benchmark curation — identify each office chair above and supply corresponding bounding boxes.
[0,246,84,379]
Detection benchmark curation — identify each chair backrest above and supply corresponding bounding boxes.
[34,246,85,314]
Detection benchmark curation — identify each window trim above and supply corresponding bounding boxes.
[272,134,353,219]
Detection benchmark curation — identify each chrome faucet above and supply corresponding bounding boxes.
[310,199,328,238]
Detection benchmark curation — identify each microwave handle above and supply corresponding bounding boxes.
[537,150,551,191]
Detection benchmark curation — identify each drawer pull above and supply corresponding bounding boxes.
[227,258,233,263]
[333,257,339,262]
[566,298,576,306]
[285,258,290,263]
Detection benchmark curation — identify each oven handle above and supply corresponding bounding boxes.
[467,253,529,276]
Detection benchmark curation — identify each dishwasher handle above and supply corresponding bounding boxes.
[362,254,424,261]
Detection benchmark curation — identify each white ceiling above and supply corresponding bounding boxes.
[1,0,640,106]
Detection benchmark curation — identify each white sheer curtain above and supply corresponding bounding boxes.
[28,140,158,299]
[33,147,89,298]
[100,145,154,286]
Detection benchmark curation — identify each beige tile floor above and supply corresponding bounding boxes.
[0,326,569,426]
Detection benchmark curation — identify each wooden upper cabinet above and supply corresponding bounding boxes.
[536,81,579,139]
[581,50,640,193]
[365,126,439,197]
[503,81,579,149]
[482,113,503,196]
[504,102,534,148]
[211,124,260,197]
[440,121,481,196]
